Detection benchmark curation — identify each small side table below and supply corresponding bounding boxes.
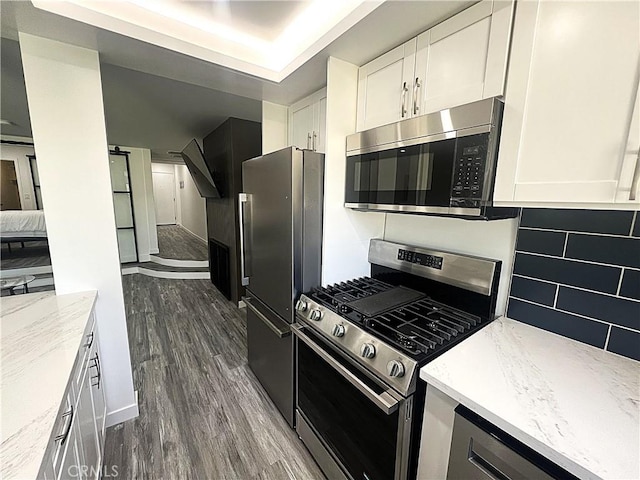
[0,275,36,295]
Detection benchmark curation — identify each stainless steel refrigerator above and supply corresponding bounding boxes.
[239,146,324,427]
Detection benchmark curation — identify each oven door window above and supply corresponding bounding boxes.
[297,337,399,480]
[345,139,456,206]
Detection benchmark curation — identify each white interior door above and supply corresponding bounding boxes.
[152,171,176,225]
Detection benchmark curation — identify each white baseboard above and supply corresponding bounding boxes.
[137,268,209,280]
[178,224,207,244]
[105,391,139,427]
[149,248,160,255]
[121,265,209,280]
[149,255,208,268]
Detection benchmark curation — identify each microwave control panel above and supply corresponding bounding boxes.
[451,135,489,205]
[397,249,443,270]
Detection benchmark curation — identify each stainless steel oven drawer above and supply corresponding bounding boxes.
[447,407,574,480]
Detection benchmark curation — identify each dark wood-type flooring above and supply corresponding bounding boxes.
[157,225,208,261]
[103,275,324,480]
[0,241,51,269]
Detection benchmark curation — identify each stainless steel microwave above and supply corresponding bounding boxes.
[345,98,518,220]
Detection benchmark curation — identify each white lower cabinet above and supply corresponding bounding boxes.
[42,318,106,480]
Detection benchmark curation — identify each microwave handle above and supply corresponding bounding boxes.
[293,323,401,415]
[238,193,250,286]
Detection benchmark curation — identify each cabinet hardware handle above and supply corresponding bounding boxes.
[413,77,421,115]
[83,332,93,349]
[90,352,102,388]
[55,406,74,445]
[401,82,408,118]
[307,133,312,150]
[312,131,317,151]
[629,149,640,201]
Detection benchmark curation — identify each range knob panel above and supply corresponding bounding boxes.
[295,299,308,312]
[331,324,345,337]
[360,343,376,359]
[309,309,323,321]
[386,360,405,378]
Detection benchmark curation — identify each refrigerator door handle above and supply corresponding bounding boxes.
[243,296,291,338]
[238,193,250,286]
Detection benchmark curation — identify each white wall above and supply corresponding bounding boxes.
[114,146,157,261]
[382,214,518,316]
[20,33,137,425]
[262,101,288,154]
[175,164,207,241]
[151,162,175,174]
[0,142,37,210]
[321,57,386,285]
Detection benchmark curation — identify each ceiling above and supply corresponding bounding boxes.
[29,0,381,81]
[179,1,309,42]
[0,0,473,159]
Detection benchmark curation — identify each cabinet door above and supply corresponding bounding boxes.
[495,0,640,205]
[615,80,640,204]
[356,39,416,131]
[89,342,107,451]
[57,417,82,480]
[313,96,327,153]
[290,103,314,150]
[416,0,494,115]
[76,368,100,480]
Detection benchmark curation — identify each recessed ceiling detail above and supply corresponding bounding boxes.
[31,0,383,82]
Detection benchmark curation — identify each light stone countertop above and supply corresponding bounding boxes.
[420,316,639,480]
[0,290,98,480]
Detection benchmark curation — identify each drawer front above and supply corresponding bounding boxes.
[447,408,564,480]
[70,312,97,402]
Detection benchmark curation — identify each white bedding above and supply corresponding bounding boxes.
[0,210,47,238]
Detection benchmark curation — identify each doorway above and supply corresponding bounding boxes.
[0,160,22,210]
[152,170,176,225]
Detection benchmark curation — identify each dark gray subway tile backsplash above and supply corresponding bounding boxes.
[507,209,640,362]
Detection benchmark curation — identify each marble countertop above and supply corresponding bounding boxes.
[420,316,639,480]
[0,290,98,480]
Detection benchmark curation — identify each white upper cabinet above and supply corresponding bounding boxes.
[356,39,416,131]
[494,0,640,207]
[356,0,513,131]
[289,88,327,153]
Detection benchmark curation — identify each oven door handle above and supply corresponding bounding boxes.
[293,324,401,415]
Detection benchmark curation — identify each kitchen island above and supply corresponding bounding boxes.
[419,316,639,480]
[0,290,98,479]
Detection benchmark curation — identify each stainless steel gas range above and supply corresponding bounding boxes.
[292,239,501,480]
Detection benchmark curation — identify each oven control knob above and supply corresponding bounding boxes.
[387,360,405,378]
[295,299,308,312]
[331,324,345,337]
[360,343,376,359]
[309,309,323,321]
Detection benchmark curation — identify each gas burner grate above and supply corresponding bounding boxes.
[309,277,393,311]
[365,298,482,357]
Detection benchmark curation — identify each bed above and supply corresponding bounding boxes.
[0,210,48,251]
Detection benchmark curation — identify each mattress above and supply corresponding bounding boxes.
[0,210,47,238]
